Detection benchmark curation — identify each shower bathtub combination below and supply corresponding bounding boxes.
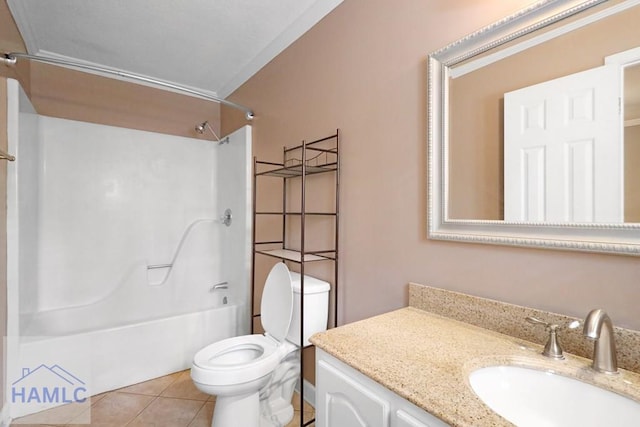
[4,79,252,419]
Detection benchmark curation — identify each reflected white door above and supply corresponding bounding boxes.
[504,64,623,223]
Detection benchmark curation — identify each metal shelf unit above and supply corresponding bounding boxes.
[251,130,340,427]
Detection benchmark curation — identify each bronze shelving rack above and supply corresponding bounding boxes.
[251,130,340,427]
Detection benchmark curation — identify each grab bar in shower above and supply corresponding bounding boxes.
[210,282,229,292]
[147,263,172,270]
[146,218,216,281]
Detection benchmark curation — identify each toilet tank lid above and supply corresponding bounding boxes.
[289,272,330,294]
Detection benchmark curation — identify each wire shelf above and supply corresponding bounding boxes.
[256,249,335,263]
[257,162,338,178]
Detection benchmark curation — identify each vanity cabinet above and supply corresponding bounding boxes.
[316,349,450,427]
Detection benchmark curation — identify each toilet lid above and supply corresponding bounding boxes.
[261,263,293,343]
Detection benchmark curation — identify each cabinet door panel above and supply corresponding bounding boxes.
[317,359,390,427]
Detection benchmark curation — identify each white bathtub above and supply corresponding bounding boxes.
[10,302,243,418]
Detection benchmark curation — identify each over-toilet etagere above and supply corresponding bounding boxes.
[251,130,340,427]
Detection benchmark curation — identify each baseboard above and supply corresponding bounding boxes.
[294,379,315,408]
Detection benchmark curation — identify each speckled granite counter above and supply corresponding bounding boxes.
[310,307,640,427]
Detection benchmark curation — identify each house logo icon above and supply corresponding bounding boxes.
[12,365,87,404]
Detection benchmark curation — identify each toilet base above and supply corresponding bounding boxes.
[260,396,294,426]
[211,392,260,427]
[258,348,300,426]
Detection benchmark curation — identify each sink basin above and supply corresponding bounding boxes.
[469,365,640,426]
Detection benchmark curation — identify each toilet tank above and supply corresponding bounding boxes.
[287,272,330,347]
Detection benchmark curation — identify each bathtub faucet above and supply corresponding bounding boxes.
[210,282,229,305]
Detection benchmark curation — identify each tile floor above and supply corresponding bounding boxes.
[11,370,315,427]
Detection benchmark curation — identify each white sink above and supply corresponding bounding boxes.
[469,365,640,427]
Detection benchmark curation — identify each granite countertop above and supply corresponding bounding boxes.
[310,307,640,427]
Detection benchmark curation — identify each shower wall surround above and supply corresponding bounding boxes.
[39,116,221,310]
[10,86,251,331]
[5,78,252,417]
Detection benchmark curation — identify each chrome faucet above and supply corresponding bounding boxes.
[583,309,618,374]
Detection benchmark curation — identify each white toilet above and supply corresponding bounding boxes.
[191,263,330,427]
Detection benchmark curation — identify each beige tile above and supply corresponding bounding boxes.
[11,424,66,427]
[67,392,153,426]
[286,394,315,427]
[90,393,108,405]
[11,424,63,427]
[186,401,214,427]
[127,397,204,427]
[11,400,90,425]
[160,371,208,401]
[291,392,314,413]
[284,410,315,427]
[116,372,181,396]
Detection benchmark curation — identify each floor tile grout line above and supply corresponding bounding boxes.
[157,370,188,396]
[113,389,209,401]
[184,399,209,427]
[62,401,92,426]
[114,371,184,398]
[155,395,210,402]
[123,395,160,426]
[122,394,208,427]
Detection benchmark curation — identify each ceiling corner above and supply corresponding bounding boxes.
[6,0,38,53]
[218,0,343,98]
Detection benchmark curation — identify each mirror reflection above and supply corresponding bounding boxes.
[448,4,640,223]
[625,62,640,222]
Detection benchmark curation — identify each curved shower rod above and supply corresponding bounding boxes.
[1,52,255,120]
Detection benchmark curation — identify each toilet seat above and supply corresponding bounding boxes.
[260,263,294,343]
[192,263,296,388]
[192,334,283,386]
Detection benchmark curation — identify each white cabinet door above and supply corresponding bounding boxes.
[316,350,451,427]
[316,359,390,427]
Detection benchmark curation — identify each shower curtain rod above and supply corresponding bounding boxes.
[2,52,255,120]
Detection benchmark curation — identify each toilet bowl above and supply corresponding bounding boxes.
[191,263,330,427]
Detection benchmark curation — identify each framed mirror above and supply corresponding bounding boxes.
[428,0,640,255]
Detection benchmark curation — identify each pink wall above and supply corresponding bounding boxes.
[224,0,640,330]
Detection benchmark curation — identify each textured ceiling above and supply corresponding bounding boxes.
[7,0,342,99]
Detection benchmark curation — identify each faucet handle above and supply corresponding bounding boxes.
[526,316,565,359]
[526,316,556,329]
[526,316,580,331]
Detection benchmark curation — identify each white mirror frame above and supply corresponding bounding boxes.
[428,0,640,256]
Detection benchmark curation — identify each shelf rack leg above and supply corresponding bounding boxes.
[251,156,257,334]
[334,129,340,329]
[299,139,307,427]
